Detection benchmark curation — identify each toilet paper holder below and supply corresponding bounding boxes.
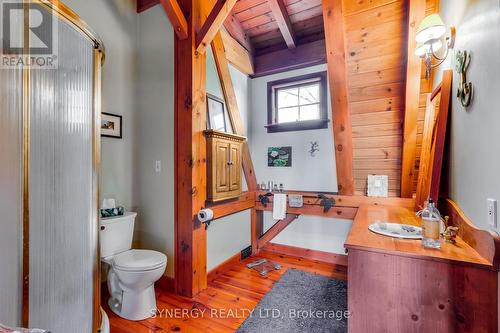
[197,208,214,230]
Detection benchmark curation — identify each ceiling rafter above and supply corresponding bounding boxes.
[223,11,254,54]
[267,0,297,48]
[196,0,238,54]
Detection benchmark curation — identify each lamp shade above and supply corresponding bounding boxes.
[414,40,443,57]
[416,14,446,43]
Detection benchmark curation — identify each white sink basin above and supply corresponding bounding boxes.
[368,222,422,239]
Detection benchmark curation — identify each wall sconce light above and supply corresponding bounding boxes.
[414,14,456,79]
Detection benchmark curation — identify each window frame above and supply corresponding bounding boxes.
[266,71,329,133]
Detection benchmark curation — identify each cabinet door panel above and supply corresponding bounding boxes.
[229,143,241,191]
[215,140,230,193]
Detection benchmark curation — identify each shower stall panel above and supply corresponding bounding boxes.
[27,9,97,333]
[0,31,23,327]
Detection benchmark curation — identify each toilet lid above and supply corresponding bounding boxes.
[113,249,167,272]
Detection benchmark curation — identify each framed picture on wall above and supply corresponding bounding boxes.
[268,146,292,167]
[207,93,233,133]
[101,113,122,138]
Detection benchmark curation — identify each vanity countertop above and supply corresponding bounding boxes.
[345,204,493,269]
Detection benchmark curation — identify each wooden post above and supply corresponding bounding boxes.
[401,0,426,198]
[251,209,263,255]
[323,0,354,195]
[174,0,208,297]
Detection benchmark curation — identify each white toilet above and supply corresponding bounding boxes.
[100,212,167,321]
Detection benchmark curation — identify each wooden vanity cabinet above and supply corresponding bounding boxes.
[204,130,246,202]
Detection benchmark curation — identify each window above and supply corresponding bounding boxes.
[267,71,328,133]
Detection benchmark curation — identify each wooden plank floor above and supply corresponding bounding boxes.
[105,250,347,333]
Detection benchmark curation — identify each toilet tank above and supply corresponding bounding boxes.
[100,212,137,258]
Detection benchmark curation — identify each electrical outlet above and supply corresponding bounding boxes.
[155,160,161,173]
[487,198,497,229]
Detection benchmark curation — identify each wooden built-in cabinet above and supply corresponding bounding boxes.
[205,130,246,202]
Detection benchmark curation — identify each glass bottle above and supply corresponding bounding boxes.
[417,199,442,249]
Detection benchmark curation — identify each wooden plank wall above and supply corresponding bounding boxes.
[343,0,438,197]
[343,0,409,197]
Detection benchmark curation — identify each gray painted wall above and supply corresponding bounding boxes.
[136,6,176,277]
[249,64,338,192]
[249,65,351,254]
[435,0,500,230]
[65,0,139,212]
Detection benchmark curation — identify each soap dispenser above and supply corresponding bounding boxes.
[417,199,443,249]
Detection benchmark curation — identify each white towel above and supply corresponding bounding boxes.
[273,194,287,220]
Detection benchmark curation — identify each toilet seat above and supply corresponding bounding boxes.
[112,249,167,272]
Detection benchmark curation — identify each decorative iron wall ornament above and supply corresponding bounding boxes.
[309,141,319,157]
[455,50,473,107]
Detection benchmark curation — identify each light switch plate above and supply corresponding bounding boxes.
[487,198,497,229]
[155,160,161,173]
[367,175,389,197]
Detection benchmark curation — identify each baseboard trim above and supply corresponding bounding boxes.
[157,275,175,293]
[263,242,348,266]
[207,252,242,282]
[157,252,243,293]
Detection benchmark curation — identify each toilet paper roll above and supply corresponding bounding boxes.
[197,208,214,223]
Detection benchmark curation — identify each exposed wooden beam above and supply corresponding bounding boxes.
[223,13,254,54]
[174,0,209,298]
[323,0,354,195]
[196,0,238,54]
[267,0,297,48]
[255,202,358,220]
[255,191,416,209]
[251,209,263,255]
[137,0,159,13]
[220,29,254,76]
[253,39,326,77]
[257,214,299,250]
[401,0,426,198]
[211,31,258,190]
[160,0,188,39]
[208,192,255,219]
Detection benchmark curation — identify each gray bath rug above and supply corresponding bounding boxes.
[236,269,347,333]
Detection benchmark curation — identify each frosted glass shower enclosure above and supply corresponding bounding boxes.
[0,1,103,332]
